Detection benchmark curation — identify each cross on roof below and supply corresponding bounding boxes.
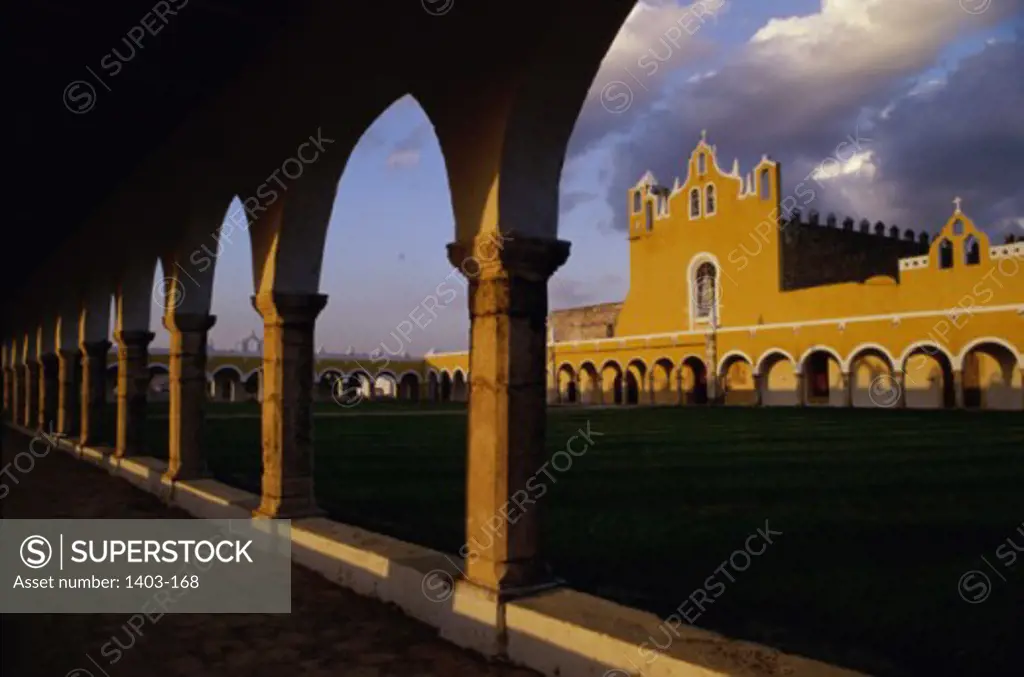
[953,196,962,213]
[700,129,707,142]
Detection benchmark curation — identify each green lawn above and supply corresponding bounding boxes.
[129,404,1024,675]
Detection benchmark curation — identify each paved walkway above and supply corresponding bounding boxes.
[1,428,538,677]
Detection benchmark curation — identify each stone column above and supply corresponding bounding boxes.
[795,372,806,407]
[647,374,656,405]
[752,373,764,406]
[448,236,569,594]
[251,292,328,518]
[24,357,40,429]
[164,313,216,481]
[113,330,154,458]
[595,376,604,406]
[57,349,81,435]
[79,340,111,445]
[39,353,59,430]
[841,372,853,408]
[952,369,964,409]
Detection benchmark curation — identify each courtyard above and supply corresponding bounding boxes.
[123,403,1024,676]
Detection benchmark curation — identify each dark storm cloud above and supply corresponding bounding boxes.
[566,1,1023,238]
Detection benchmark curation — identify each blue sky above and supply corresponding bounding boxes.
[144,0,1023,353]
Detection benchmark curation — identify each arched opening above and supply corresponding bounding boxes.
[644,200,653,232]
[632,190,641,213]
[963,235,980,265]
[698,152,706,175]
[937,238,953,269]
[625,360,647,405]
[848,348,895,408]
[243,369,262,402]
[651,358,674,405]
[719,355,755,405]
[211,366,242,402]
[451,370,467,402]
[578,362,601,405]
[902,346,954,409]
[680,356,707,405]
[689,187,701,218]
[758,352,798,406]
[557,363,578,404]
[373,372,398,399]
[317,369,344,402]
[705,184,716,216]
[601,361,623,405]
[398,372,420,401]
[802,349,843,406]
[760,169,771,198]
[962,341,1021,410]
[440,371,453,402]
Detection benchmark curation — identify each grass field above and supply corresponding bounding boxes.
[124,403,1024,675]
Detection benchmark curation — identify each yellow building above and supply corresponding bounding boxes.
[139,133,1022,411]
[429,133,1024,411]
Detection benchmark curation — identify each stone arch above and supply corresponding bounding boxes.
[846,344,896,408]
[600,359,624,406]
[557,362,578,404]
[577,361,601,405]
[211,365,243,402]
[650,357,675,405]
[901,343,955,409]
[343,371,373,401]
[960,339,1022,410]
[679,355,708,405]
[625,358,647,405]
[800,346,844,406]
[316,368,344,402]
[398,371,420,401]
[757,350,799,406]
[374,371,399,399]
[242,367,263,402]
[718,352,755,405]
[451,369,468,402]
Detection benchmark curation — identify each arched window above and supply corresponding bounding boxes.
[937,238,953,269]
[705,184,716,215]
[633,190,641,213]
[644,200,653,232]
[694,261,717,321]
[698,153,706,175]
[964,235,979,265]
[760,169,770,199]
[690,188,701,218]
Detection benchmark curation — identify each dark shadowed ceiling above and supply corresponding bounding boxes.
[7,0,311,309]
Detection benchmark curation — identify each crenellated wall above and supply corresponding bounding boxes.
[778,211,929,290]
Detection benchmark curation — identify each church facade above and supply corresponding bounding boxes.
[427,134,1024,410]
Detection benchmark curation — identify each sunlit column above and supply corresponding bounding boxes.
[252,291,328,518]
[164,313,216,480]
[113,330,154,457]
[451,236,569,593]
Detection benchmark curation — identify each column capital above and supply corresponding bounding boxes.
[163,312,217,334]
[251,292,328,325]
[113,330,156,347]
[446,236,570,282]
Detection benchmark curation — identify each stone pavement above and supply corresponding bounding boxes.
[0,428,539,677]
